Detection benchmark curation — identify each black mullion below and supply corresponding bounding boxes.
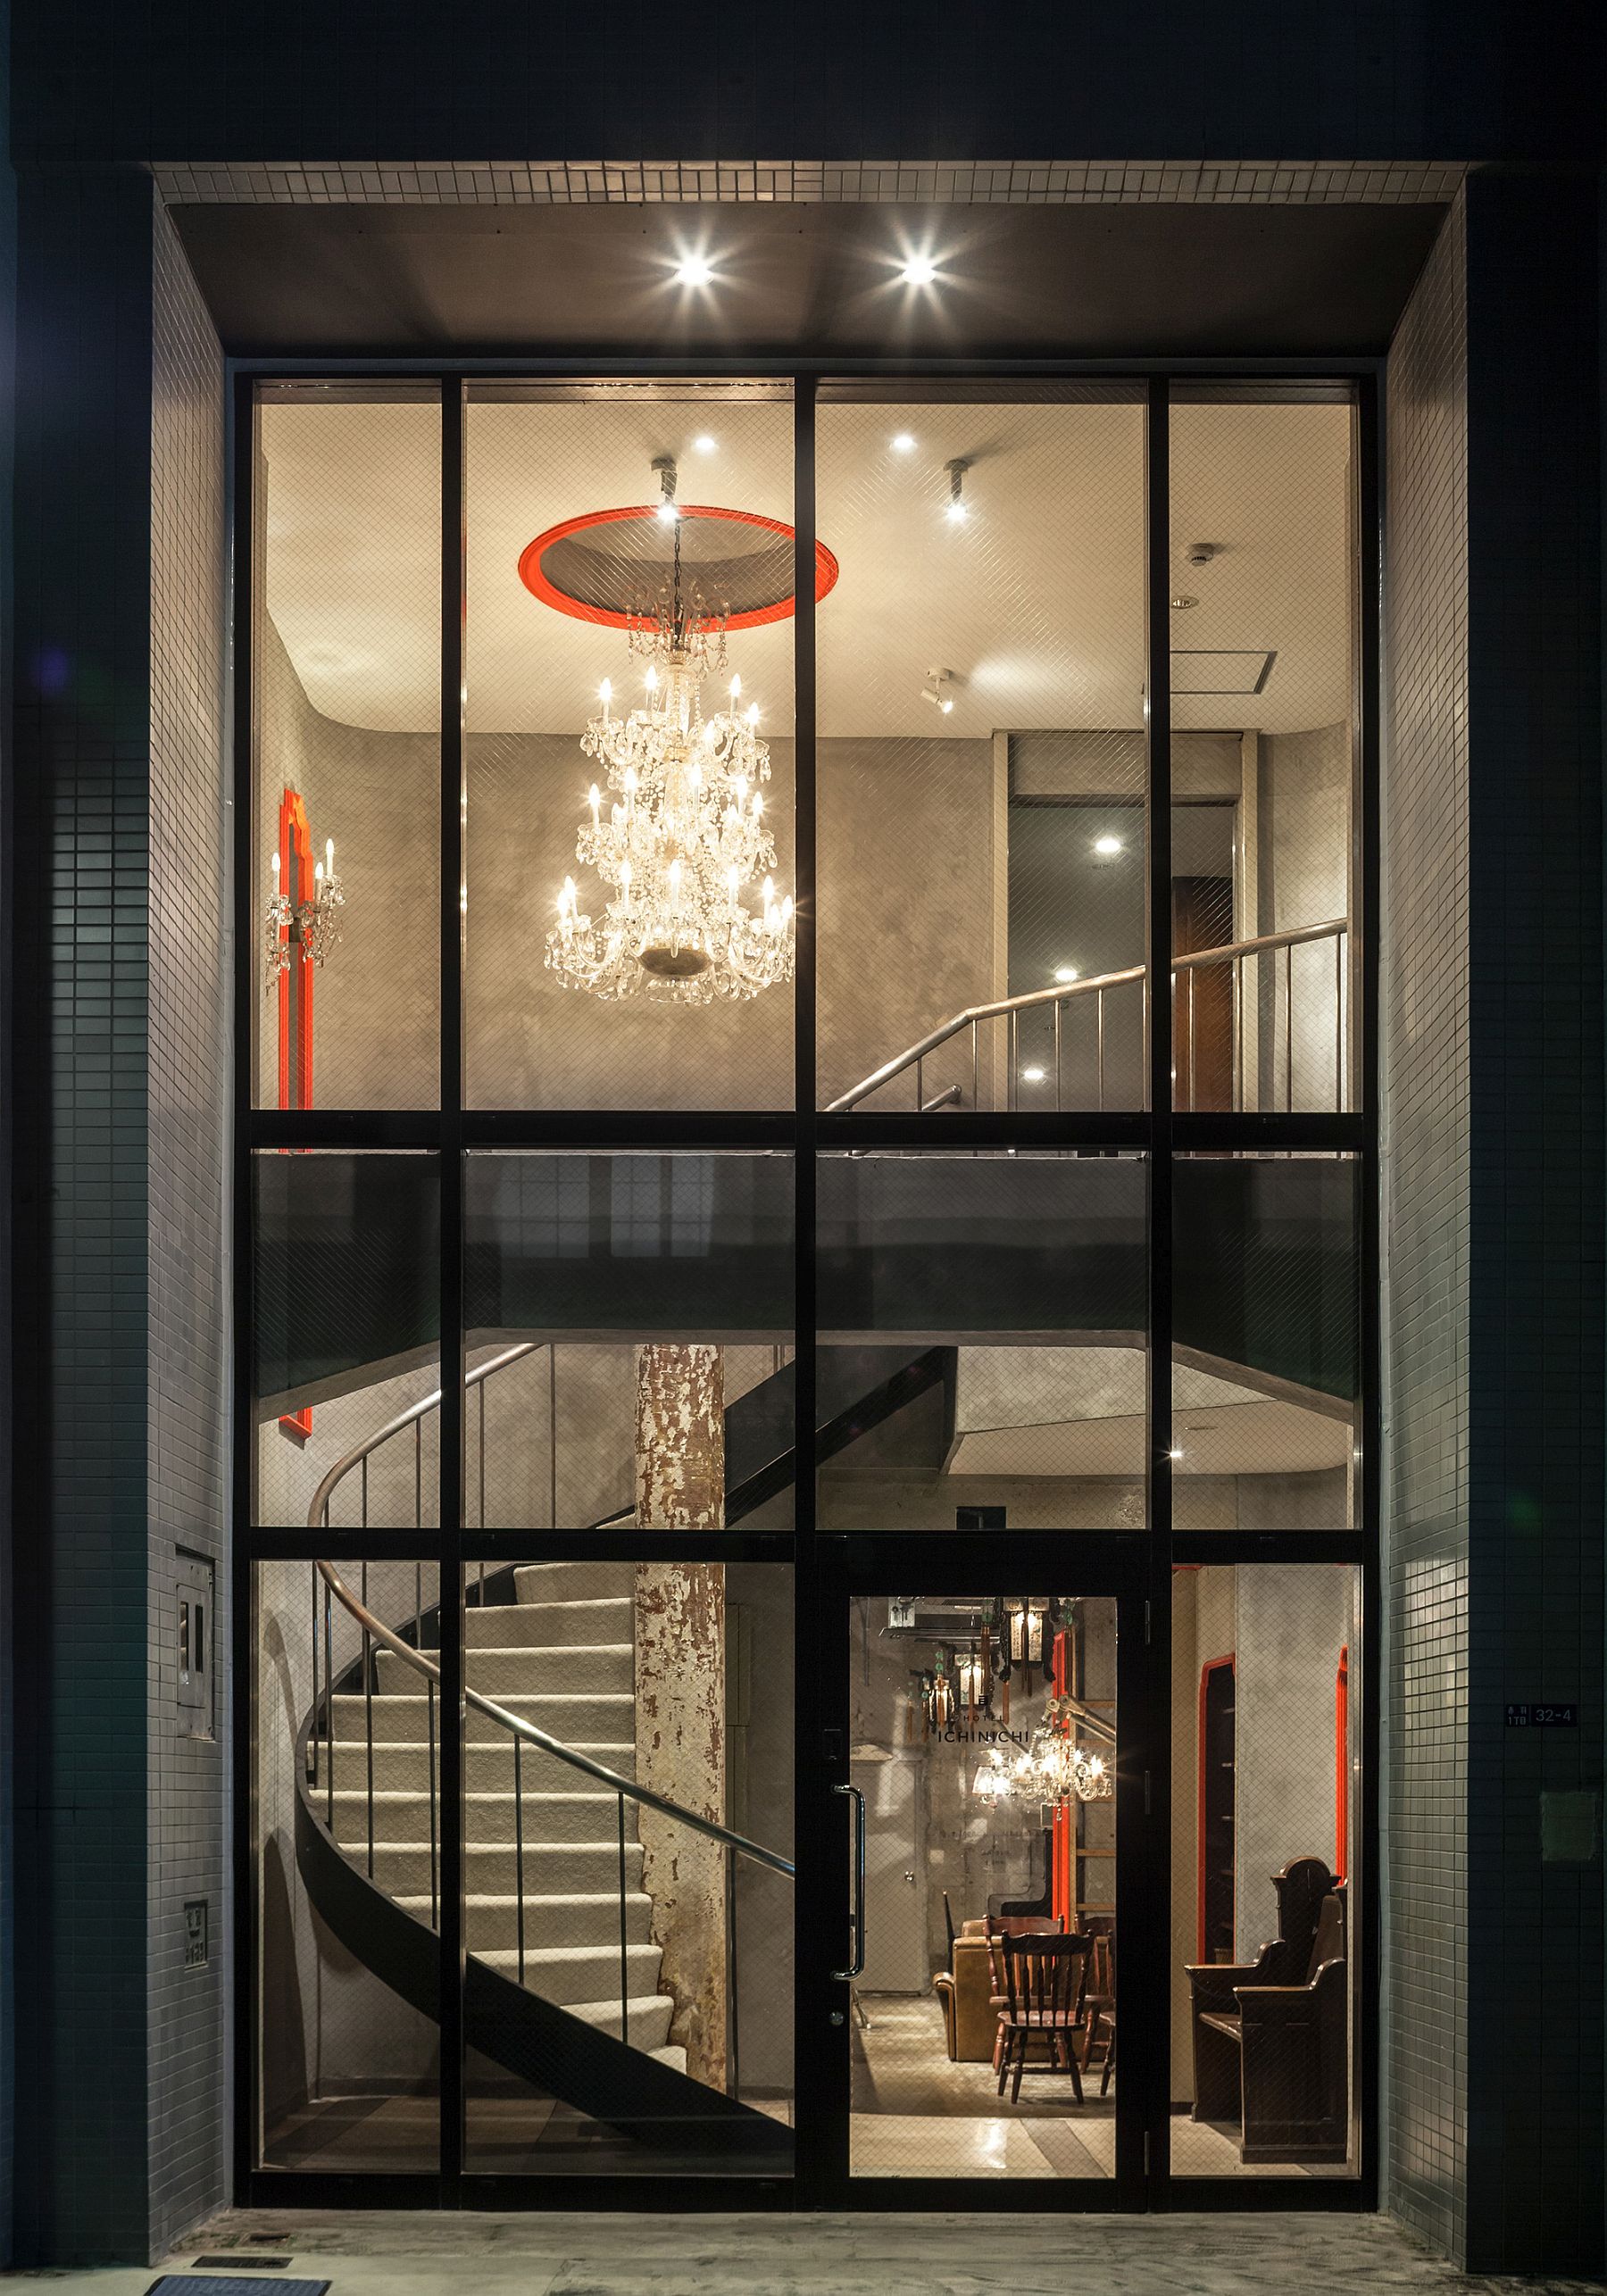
[1355,370,1383,2208]
[230,370,260,2200]
[1142,373,1175,2206]
[437,374,467,2198]
[791,376,830,2204]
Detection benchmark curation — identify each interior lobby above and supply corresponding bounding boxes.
[3,4,1604,2286]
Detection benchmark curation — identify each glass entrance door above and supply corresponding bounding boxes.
[819,1560,1144,2203]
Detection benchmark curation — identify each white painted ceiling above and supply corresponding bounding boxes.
[262,392,1355,746]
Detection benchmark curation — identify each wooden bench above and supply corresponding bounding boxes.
[1185,1854,1348,2164]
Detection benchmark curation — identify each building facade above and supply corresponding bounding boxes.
[1,0,1603,2276]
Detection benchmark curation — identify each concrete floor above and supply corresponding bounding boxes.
[8,2209,1604,2296]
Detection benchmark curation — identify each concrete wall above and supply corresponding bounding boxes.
[255,611,438,1111]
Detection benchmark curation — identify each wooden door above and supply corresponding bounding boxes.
[1171,875,1235,1111]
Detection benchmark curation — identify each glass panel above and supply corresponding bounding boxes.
[1170,1564,1361,2176]
[817,387,1149,1113]
[1170,390,1357,1112]
[1171,1153,1359,1531]
[252,384,441,1110]
[464,1152,795,1530]
[254,1557,443,2172]
[462,1557,795,2175]
[818,1152,1147,1529]
[465,383,795,1111]
[253,1151,440,1529]
[850,1593,1116,2179]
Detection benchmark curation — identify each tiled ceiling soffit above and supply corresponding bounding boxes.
[154,158,1466,206]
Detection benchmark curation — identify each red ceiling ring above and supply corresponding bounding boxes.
[518,502,839,632]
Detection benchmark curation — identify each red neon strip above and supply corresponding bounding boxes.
[277,788,316,1442]
[1051,1627,1071,1929]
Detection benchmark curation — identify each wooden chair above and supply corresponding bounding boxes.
[983,1912,1063,2074]
[1184,1855,1348,2163]
[1079,1926,1116,2092]
[994,1931,1094,2104]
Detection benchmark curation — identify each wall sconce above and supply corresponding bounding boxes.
[267,836,344,984]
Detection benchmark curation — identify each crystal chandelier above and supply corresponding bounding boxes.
[545,467,795,1005]
[266,836,344,986]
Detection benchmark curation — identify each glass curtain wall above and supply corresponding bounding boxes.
[238,374,1370,2204]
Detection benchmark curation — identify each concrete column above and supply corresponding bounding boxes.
[633,1343,724,1529]
[633,1344,728,2087]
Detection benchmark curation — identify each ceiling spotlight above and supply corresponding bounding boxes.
[891,433,916,453]
[1053,965,1079,984]
[693,434,717,454]
[1094,834,1123,856]
[1020,1066,1047,1085]
[922,667,956,715]
[672,254,715,287]
[945,457,971,524]
[899,255,939,286]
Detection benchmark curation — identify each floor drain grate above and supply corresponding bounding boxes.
[146,2279,329,2296]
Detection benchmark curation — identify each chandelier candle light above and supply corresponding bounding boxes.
[545,462,795,1004]
[266,836,344,983]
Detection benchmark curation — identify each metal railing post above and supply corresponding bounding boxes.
[428,1675,438,1932]
[309,1563,320,1787]
[514,1734,526,1984]
[726,1843,740,2102]
[617,1792,630,2047]
[1285,941,1295,1111]
[323,1580,334,1829]
[362,1560,375,1878]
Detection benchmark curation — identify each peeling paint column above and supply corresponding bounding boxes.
[633,1343,728,2089]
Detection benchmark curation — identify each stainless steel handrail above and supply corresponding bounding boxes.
[827,917,1348,1112]
[827,965,1144,1111]
[314,1558,795,1880]
[307,1340,540,1530]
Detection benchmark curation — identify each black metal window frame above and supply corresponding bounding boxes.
[230,362,1380,2217]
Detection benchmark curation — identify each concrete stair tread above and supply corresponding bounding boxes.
[481,1942,662,1973]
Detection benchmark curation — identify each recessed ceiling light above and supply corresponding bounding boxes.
[1021,1066,1046,1085]
[1053,965,1079,984]
[891,432,916,453]
[1170,594,1198,610]
[673,255,715,287]
[1094,834,1123,856]
[899,255,939,286]
[693,434,717,453]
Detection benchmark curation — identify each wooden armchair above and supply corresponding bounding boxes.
[1185,1855,1348,2164]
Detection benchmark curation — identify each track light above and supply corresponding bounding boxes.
[945,458,971,524]
[922,667,956,715]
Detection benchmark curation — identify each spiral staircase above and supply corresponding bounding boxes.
[293,1343,951,2166]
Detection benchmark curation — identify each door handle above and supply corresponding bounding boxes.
[832,1781,866,1981]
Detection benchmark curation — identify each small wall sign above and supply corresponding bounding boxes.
[1505,1702,1578,1726]
[184,1899,209,1967]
